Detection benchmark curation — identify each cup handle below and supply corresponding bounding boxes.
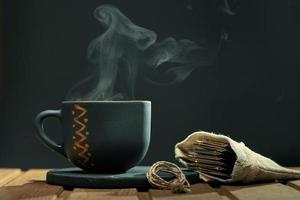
[34,110,66,157]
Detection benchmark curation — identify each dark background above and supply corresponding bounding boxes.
[1,0,300,169]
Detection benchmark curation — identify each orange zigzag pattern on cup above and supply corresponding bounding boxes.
[73,104,90,163]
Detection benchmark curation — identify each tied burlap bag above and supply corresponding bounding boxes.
[175,131,300,183]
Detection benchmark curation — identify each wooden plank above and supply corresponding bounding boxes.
[5,169,48,186]
[210,184,238,200]
[149,183,223,200]
[137,191,150,200]
[0,169,63,200]
[67,188,139,200]
[223,183,300,200]
[0,181,64,200]
[0,169,22,186]
[57,190,73,200]
[220,197,231,200]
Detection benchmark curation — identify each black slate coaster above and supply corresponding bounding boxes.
[47,166,200,189]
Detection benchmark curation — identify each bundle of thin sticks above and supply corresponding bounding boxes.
[176,137,236,180]
[175,131,300,183]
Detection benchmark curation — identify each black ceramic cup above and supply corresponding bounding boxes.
[35,101,151,173]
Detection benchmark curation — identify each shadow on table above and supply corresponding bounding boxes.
[0,181,63,200]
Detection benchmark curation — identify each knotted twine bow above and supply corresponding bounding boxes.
[146,161,191,193]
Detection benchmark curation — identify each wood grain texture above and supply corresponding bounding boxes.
[0,181,63,200]
[0,169,22,186]
[223,183,300,200]
[137,191,150,200]
[219,196,232,200]
[1,169,300,200]
[5,169,49,186]
[210,184,238,200]
[149,183,223,200]
[0,169,63,200]
[68,188,139,200]
[57,190,73,200]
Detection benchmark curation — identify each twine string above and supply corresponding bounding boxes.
[146,161,191,193]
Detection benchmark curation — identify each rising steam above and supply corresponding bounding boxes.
[66,4,212,101]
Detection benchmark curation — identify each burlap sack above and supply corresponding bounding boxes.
[175,131,300,183]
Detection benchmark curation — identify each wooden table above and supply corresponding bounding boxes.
[1,169,300,200]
